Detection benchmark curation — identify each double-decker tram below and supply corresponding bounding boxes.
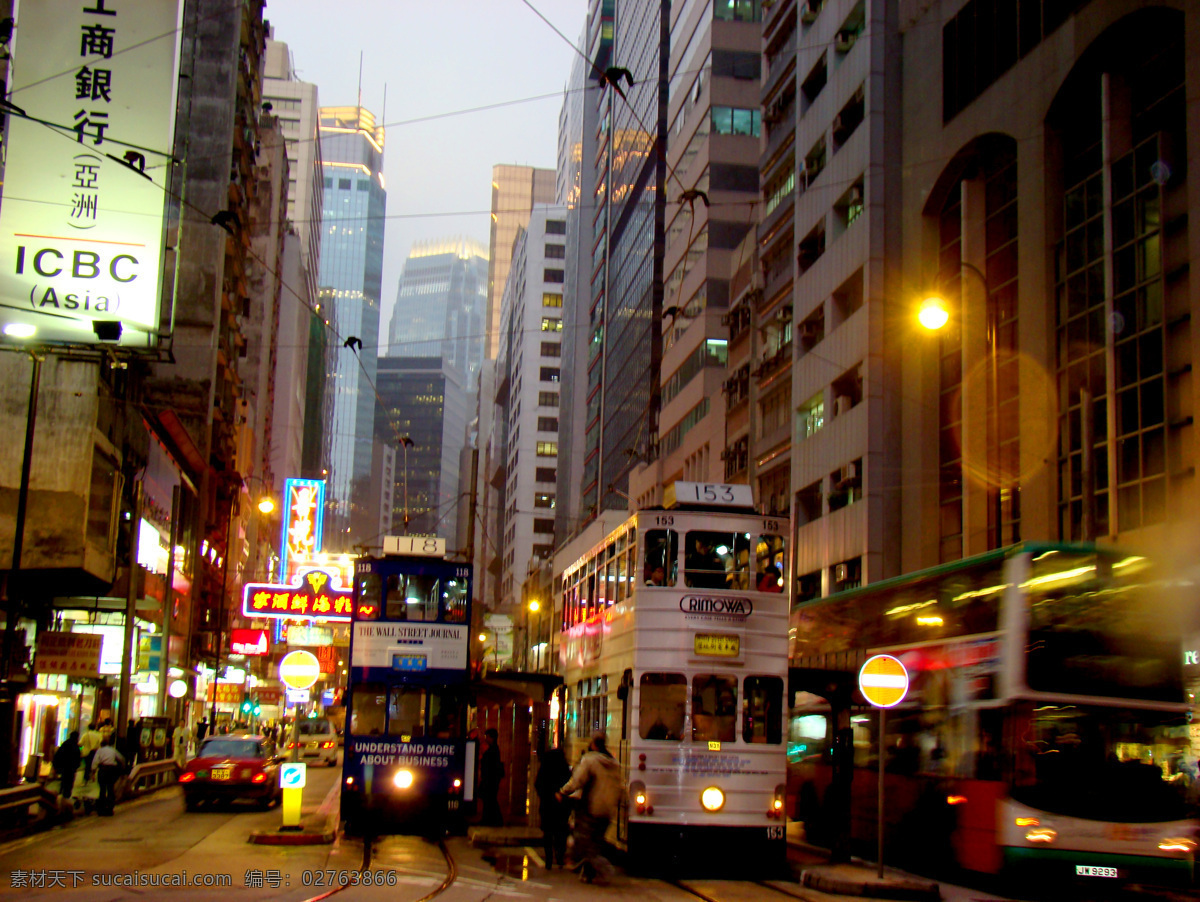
[790,543,1197,888]
[558,483,790,874]
[340,538,473,834]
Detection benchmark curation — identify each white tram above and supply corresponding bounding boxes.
[557,483,790,873]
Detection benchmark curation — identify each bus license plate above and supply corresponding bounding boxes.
[1076,866,1118,878]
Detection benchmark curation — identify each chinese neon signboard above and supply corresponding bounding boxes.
[0,0,184,349]
[279,478,325,581]
[243,568,355,622]
[229,628,269,656]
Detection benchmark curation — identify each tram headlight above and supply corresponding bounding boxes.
[630,780,648,814]
[1025,828,1057,844]
[700,786,725,812]
[770,784,786,818]
[393,769,415,790]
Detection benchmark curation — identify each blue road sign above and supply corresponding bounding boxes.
[280,762,306,789]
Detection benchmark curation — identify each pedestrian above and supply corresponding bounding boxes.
[79,721,102,783]
[172,721,188,769]
[478,727,505,826]
[122,719,139,769]
[196,717,209,744]
[99,718,114,745]
[534,747,572,869]
[52,731,82,801]
[558,732,623,884]
[93,735,126,816]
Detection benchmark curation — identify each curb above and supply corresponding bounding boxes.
[800,869,941,901]
[248,779,340,846]
[248,825,336,845]
[467,826,543,848]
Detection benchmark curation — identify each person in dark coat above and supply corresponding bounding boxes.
[121,719,139,769]
[93,736,126,816]
[478,728,505,826]
[534,747,573,868]
[196,718,209,744]
[52,731,82,800]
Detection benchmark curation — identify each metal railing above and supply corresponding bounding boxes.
[121,759,179,800]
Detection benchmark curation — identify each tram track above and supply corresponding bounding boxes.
[671,876,815,902]
[298,832,457,902]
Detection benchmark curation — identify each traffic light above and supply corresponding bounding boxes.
[252,701,261,717]
[240,698,252,716]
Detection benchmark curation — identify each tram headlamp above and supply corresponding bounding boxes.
[453,778,462,789]
[700,786,725,812]
[393,769,415,789]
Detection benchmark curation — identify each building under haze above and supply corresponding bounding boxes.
[376,357,469,540]
[388,237,488,388]
[318,105,386,550]
[486,166,556,360]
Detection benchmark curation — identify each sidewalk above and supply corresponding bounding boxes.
[784,822,1010,902]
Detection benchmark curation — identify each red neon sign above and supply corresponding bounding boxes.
[230,628,269,656]
[242,569,354,622]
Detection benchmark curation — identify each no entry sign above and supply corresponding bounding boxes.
[858,654,909,708]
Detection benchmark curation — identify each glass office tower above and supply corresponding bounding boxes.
[318,106,386,549]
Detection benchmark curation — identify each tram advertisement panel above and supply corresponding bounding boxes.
[351,622,468,676]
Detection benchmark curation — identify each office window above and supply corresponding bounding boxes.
[536,442,558,457]
[538,417,558,432]
[544,268,565,283]
[338,178,351,190]
[534,518,555,534]
[536,467,556,482]
[546,219,566,234]
[543,292,563,307]
[357,179,371,191]
[545,244,566,259]
[540,367,560,382]
[540,341,561,358]
[541,317,562,332]
[538,391,559,407]
[534,493,556,509]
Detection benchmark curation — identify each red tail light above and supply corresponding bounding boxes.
[252,772,267,783]
[286,741,295,749]
[322,741,335,748]
[179,772,196,783]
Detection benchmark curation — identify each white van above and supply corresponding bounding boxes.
[290,718,339,766]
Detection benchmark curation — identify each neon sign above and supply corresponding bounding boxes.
[243,568,354,622]
[279,478,325,581]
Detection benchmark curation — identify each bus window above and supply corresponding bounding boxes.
[643,529,677,586]
[638,673,686,740]
[756,535,786,592]
[443,577,468,622]
[742,676,783,743]
[357,572,383,619]
[388,687,426,738]
[350,684,387,736]
[693,674,737,742]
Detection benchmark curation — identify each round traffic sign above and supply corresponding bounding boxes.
[279,650,320,690]
[858,654,909,708]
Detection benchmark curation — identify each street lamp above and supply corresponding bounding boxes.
[919,260,1004,548]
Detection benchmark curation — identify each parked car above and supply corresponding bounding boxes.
[285,718,339,766]
[179,734,280,811]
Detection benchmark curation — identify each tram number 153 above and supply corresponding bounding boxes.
[767,825,784,840]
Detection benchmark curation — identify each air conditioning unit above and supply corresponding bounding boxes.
[835,29,857,52]
[834,563,850,582]
[834,394,853,416]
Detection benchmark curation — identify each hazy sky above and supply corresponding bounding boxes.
[265,0,584,335]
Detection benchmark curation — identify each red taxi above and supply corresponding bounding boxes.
[179,735,280,811]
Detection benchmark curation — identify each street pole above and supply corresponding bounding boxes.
[399,436,413,535]
[877,707,886,879]
[117,481,143,744]
[0,350,43,786]
[210,493,235,726]
[960,261,1003,548]
[156,485,180,717]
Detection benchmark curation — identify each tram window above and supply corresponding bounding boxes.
[756,535,786,592]
[692,674,737,742]
[385,574,440,621]
[427,695,453,734]
[350,685,387,736]
[384,574,404,619]
[388,687,426,738]
[643,529,678,586]
[638,673,686,740]
[685,531,749,590]
[357,573,383,618]
[443,577,468,622]
[742,676,783,744]
[616,549,629,601]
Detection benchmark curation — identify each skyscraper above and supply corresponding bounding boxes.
[388,237,488,388]
[318,106,386,550]
[486,166,556,360]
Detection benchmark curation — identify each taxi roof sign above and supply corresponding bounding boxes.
[858,654,909,708]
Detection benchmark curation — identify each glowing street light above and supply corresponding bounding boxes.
[917,295,950,331]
